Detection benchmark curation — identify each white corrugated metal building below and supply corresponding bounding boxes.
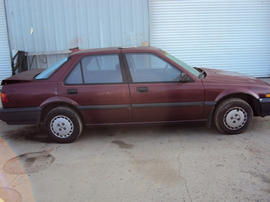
[4,0,149,70]
[149,0,270,77]
[0,0,270,86]
[0,0,11,86]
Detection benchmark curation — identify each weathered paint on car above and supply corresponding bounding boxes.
[1,46,270,143]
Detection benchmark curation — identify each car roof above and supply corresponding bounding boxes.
[70,46,160,56]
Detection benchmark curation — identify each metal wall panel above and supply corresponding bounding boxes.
[150,0,270,77]
[0,0,11,86]
[5,0,149,69]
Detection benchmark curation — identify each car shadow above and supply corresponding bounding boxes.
[2,117,267,144]
[1,125,51,143]
[0,122,218,144]
[78,122,219,143]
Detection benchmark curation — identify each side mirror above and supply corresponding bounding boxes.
[180,72,188,83]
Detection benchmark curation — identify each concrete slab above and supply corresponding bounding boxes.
[1,114,270,201]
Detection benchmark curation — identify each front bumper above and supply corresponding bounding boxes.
[259,98,270,117]
[0,107,41,125]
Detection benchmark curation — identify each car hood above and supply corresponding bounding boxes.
[1,69,44,85]
[201,68,268,86]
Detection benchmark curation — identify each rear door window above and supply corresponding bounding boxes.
[65,54,123,84]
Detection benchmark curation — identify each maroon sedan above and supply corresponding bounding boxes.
[1,46,270,143]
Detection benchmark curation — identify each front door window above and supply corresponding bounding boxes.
[125,53,182,83]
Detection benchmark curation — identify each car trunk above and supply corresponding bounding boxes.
[1,69,44,85]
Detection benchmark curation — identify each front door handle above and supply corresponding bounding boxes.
[67,89,78,94]
[137,87,148,93]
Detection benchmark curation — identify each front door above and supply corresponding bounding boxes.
[123,52,204,122]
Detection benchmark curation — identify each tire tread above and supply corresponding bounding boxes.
[214,98,253,134]
[44,107,83,143]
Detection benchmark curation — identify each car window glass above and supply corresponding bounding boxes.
[35,57,68,80]
[66,63,83,84]
[81,56,99,71]
[160,50,200,77]
[125,53,181,82]
[66,54,123,85]
[81,54,122,84]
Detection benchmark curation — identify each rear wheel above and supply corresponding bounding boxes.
[44,107,83,143]
[214,98,253,134]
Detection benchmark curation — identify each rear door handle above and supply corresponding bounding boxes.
[67,89,78,94]
[137,87,148,93]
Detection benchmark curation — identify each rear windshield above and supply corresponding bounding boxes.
[35,57,68,80]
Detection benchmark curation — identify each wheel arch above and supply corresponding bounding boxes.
[215,93,260,116]
[207,92,260,128]
[40,101,85,126]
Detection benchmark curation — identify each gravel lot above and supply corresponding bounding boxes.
[1,90,270,201]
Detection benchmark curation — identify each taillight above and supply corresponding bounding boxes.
[1,92,9,103]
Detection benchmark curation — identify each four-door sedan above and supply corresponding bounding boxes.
[1,46,270,143]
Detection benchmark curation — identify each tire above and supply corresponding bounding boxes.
[44,107,83,143]
[214,98,253,134]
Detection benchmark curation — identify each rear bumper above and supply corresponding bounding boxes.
[259,98,270,117]
[0,107,41,125]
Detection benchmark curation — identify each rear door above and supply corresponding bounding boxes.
[123,51,204,122]
[58,52,132,124]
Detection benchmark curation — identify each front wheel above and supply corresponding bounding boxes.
[214,98,253,134]
[44,107,83,143]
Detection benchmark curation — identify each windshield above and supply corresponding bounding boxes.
[160,50,200,77]
[35,57,68,80]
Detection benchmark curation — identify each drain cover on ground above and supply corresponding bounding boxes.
[0,187,21,202]
[3,151,54,174]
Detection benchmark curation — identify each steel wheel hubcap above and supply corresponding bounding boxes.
[50,115,74,138]
[223,107,247,130]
